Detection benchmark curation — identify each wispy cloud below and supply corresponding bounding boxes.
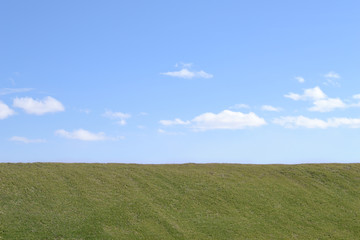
[323,71,341,87]
[273,116,360,129]
[0,101,15,119]
[353,94,360,100]
[161,64,213,79]
[158,129,184,135]
[0,88,33,96]
[175,62,193,68]
[161,68,213,79]
[159,118,190,126]
[55,129,123,141]
[295,76,305,83]
[13,96,65,115]
[80,108,91,114]
[261,105,282,112]
[10,136,46,143]
[102,110,131,125]
[323,79,341,87]
[324,71,341,79]
[229,104,250,109]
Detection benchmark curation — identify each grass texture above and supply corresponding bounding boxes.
[0,163,359,239]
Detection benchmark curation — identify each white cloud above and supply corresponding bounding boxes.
[103,110,131,125]
[229,104,250,109]
[0,88,33,96]
[161,68,213,79]
[160,110,266,131]
[159,118,190,126]
[10,136,46,143]
[55,129,122,141]
[285,86,327,101]
[261,105,282,112]
[284,86,347,112]
[13,96,65,115]
[192,110,266,131]
[295,76,305,83]
[309,98,346,112]
[273,116,360,129]
[325,71,340,79]
[0,101,15,119]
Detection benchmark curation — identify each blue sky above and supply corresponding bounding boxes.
[1,1,360,163]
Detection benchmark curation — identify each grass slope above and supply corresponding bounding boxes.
[0,163,360,239]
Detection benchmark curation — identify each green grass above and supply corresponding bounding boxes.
[0,163,360,239]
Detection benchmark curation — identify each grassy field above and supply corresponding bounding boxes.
[0,163,359,239]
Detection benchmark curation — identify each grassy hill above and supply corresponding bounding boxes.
[0,163,359,239]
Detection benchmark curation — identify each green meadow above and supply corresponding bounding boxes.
[0,163,359,239]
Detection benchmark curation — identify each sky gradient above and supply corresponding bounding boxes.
[1,1,360,163]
